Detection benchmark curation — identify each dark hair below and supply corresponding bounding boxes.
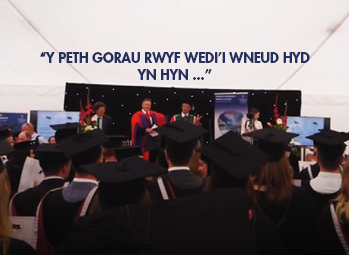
[317,144,345,171]
[71,145,102,173]
[39,153,70,175]
[93,102,106,112]
[48,136,55,143]
[208,162,258,208]
[98,179,146,210]
[165,139,195,166]
[142,98,152,103]
[250,108,259,115]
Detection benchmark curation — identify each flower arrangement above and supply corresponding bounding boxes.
[79,88,98,133]
[267,95,301,157]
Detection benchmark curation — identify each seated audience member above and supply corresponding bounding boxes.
[101,136,127,162]
[6,141,36,197]
[246,128,316,255]
[147,121,208,200]
[194,148,211,178]
[58,157,168,255]
[50,123,80,182]
[36,129,108,252]
[17,131,31,142]
[200,131,282,255]
[303,129,349,213]
[317,156,349,255]
[299,148,323,185]
[115,146,144,161]
[48,136,56,143]
[0,140,36,255]
[60,188,256,255]
[0,126,14,146]
[11,143,71,216]
[21,123,48,144]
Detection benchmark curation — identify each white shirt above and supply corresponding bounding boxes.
[142,109,153,125]
[181,113,189,117]
[310,172,342,194]
[168,166,190,172]
[240,119,263,135]
[97,116,103,129]
[43,176,64,181]
[72,178,99,185]
[32,132,48,144]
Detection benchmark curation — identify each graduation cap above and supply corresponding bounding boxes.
[306,129,349,147]
[13,140,37,152]
[50,122,79,142]
[0,140,14,155]
[34,143,65,154]
[245,128,299,162]
[81,157,167,183]
[115,146,144,161]
[155,121,208,144]
[306,129,349,161]
[59,129,108,157]
[103,135,128,149]
[81,157,167,209]
[0,126,13,140]
[200,131,269,180]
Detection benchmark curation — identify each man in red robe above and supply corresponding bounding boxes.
[131,98,166,162]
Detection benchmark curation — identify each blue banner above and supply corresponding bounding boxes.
[0,112,28,132]
[214,93,248,139]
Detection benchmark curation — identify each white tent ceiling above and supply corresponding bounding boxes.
[1,0,349,130]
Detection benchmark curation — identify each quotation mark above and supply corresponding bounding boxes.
[193,69,212,80]
[40,52,45,57]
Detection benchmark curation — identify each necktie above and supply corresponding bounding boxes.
[184,115,189,121]
[146,112,152,125]
[97,117,101,128]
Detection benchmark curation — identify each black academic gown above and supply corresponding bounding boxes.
[302,181,340,214]
[0,238,36,255]
[42,189,88,247]
[12,177,65,216]
[299,163,320,186]
[147,169,205,200]
[317,203,348,255]
[255,186,316,255]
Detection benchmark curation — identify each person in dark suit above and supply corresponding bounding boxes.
[91,102,114,135]
[147,121,208,200]
[11,143,71,216]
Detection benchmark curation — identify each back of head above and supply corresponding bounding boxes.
[98,179,146,210]
[316,143,345,171]
[253,156,293,205]
[165,139,196,166]
[72,145,102,173]
[39,153,70,176]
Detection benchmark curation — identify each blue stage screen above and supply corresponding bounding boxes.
[37,111,79,140]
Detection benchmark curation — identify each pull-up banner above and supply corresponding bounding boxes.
[214,92,248,139]
[0,112,28,132]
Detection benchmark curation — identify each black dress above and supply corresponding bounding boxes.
[255,186,316,255]
[12,178,65,216]
[0,238,36,255]
[147,170,205,200]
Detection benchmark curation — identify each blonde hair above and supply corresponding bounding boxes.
[335,156,349,222]
[0,170,13,255]
[252,156,293,205]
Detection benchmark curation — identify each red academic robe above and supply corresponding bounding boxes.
[131,111,166,160]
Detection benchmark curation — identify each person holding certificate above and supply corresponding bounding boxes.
[131,98,166,162]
